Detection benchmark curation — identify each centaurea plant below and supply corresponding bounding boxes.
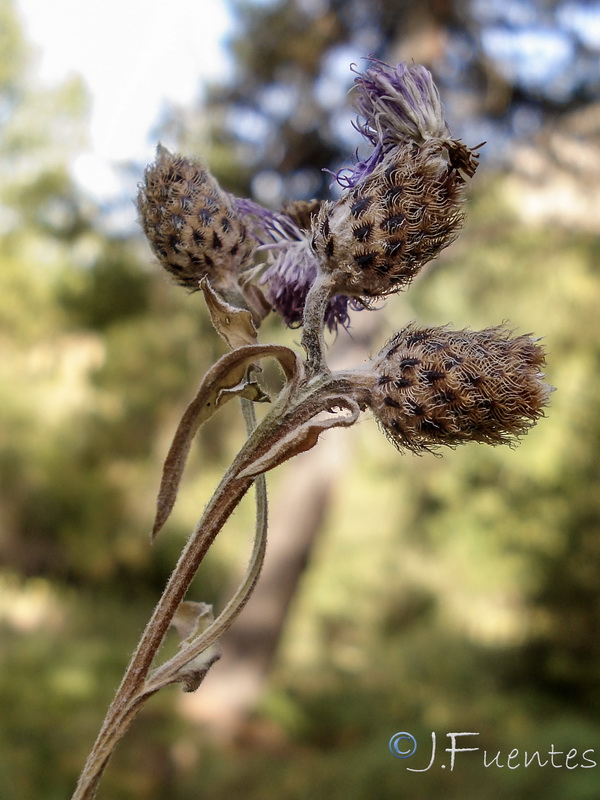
[72,59,551,799]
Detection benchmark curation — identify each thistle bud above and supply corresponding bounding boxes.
[312,139,470,299]
[137,145,254,297]
[369,323,551,453]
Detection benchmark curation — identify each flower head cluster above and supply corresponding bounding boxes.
[138,60,480,331]
[137,57,551,455]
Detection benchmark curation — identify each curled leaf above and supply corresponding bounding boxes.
[238,397,361,479]
[152,344,303,539]
[217,375,270,405]
[168,602,221,693]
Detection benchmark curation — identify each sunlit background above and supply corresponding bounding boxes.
[2,0,600,798]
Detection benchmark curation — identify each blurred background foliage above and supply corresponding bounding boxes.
[1,0,600,797]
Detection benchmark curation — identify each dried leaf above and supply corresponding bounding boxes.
[201,277,258,348]
[238,398,361,479]
[217,377,270,405]
[172,601,214,641]
[152,344,302,539]
[169,602,221,692]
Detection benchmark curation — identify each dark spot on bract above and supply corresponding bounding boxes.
[420,419,443,435]
[382,213,405,233]
[198,208,214,225]
[384,239,405,258]
[354,251,376,270]
[469,374,485,387]
[405,399,425,417]
[384,396,402,409]
[422,369,446,383]
[350,196,372,217]
[436,389,457,405]
[353,223,373,242]
[385,185,404,205]
[395,377,413,389]
[405,330,430,345]
[398,357,421,369]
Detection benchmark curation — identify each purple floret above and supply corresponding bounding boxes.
[232,196,352,331]
[333,58,450,188]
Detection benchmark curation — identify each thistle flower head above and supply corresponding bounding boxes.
[312,139,470,299]
[137,145,254,296]
[369,323,552,454]
[234,196,352,330]
[310,59,481,306]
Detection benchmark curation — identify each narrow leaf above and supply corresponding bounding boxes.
[152,344,302,539]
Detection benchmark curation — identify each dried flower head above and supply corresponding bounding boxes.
[370,323,551,453]
[310,60,480,305]
[137,145,254,298]
[312,139,472,299]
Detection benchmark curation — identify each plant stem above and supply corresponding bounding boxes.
[301,273,336,374]
[72,466,254,800]
[72,370,360,799]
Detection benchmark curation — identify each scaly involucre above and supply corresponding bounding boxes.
[311,59,480,302]
[370,323,551,453]
[137,145,254,295]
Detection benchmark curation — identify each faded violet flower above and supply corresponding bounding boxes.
[368,323,552,454]
[310,59,480,303]
[336,59,479,189]
[234,197,353,330]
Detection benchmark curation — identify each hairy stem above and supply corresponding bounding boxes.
[72,369,361,799]
[147,397,269,691]
[301,273,336,374]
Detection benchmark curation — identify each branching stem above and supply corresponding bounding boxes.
[71,368,371,800]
